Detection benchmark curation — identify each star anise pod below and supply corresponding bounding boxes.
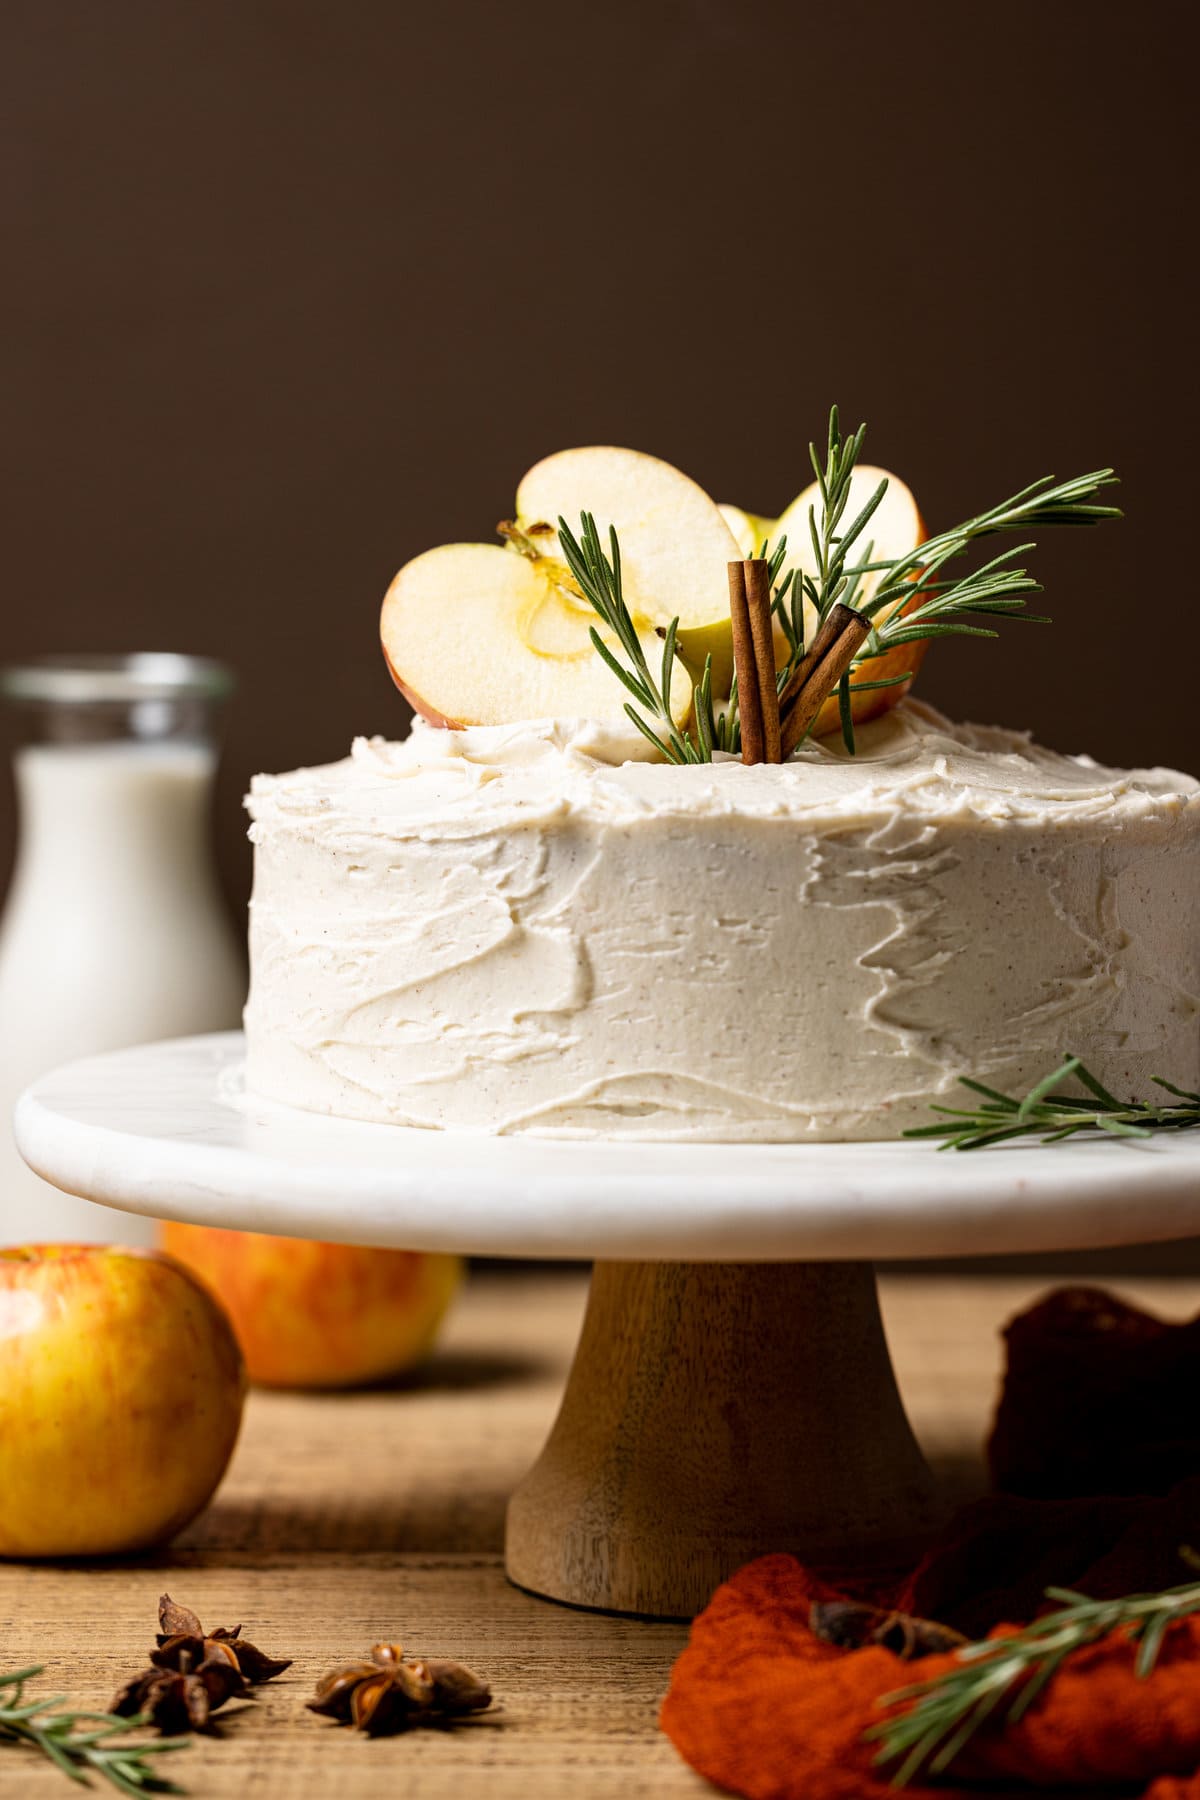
[154,1593,292,1684]
[308,1641,492,1736]
[112,1646,249,1733]
[810,1599,968,1660]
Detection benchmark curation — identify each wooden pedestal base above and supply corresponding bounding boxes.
[505,1260,940,1618]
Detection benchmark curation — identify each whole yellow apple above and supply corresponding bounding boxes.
[158,1224,462,1389]
[0,1244,245,1558]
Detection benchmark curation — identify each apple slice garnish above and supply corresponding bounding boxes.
[382,447,740,729]
[705,468,928,739]
[380,542,697,731]
[718,503,771,558]
[381,445,928,747]
[514,446,743,697]
[514,446,741,632]
[771,463,927,737]
[772,463,924,626]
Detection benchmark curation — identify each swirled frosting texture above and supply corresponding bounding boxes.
[243,704,1200,1140]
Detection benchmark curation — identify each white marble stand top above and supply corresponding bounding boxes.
[14,1033,1200,1262]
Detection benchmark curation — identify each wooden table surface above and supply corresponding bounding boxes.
[2,1267,1196,1798]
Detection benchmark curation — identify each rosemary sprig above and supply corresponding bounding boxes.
[557,512,704,765]
[563,411,1120,762]
[866,1557,1200,1787]
[782,408,1121,753]
[858,464,1121,668]
[905,1054,1200,1150]
[769,410,890,744]
[776,410,886,643]
[0,1666,188,1795]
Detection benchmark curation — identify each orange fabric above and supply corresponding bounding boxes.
[662,1553,1200,1798]
[662,1287,1200,1798]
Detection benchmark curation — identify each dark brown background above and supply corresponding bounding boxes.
[2,0,1196,917]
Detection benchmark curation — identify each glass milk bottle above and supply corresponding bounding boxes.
[0,655,245,1245]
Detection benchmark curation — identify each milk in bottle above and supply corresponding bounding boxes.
[0,656,244,1243]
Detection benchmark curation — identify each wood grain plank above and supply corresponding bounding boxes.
[1,1270,1195,1796]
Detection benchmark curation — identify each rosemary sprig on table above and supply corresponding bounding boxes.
[904,1054,1200,1150]
[0,1666,188,1795]
[865,1556,1200,1787]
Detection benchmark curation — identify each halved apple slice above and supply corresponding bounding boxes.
[515,446,740,626]
[383,445,744,726]
[381,445,928,745]
[515,447,743,695]
[380,542,693,730]
[718,503,773,558]
[773,464,924,627]
[771,464,928,737]
[681,468,928,737]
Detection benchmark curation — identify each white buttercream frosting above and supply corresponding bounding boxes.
[243,703,1200,1140]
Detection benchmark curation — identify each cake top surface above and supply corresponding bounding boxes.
[248,702,1199,836]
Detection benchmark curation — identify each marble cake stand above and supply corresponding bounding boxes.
[16,1032,1200,1619]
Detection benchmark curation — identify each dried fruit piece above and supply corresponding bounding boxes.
[810,1599,967,1660]
[308,1643,492,1736]
[157,1596,204,1639]
[113,1649,248,1733]
[154,1593,292,1684]
[422,1658,494,1714]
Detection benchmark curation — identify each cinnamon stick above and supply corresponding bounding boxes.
[779,603,871,758]
[727,562,763,764]
[745,560,781,762]
[776,605,848,717]
[728,560,782,764]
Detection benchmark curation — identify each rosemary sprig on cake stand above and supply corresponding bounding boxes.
[865,1555,1200,1787]
[905,1054,1200,1150]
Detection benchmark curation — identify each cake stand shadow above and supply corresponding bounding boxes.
[16,1032,1200,1619]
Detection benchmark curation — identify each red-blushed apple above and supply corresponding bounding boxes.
[0,1244,245,1558]
[158,1224,462,1390]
